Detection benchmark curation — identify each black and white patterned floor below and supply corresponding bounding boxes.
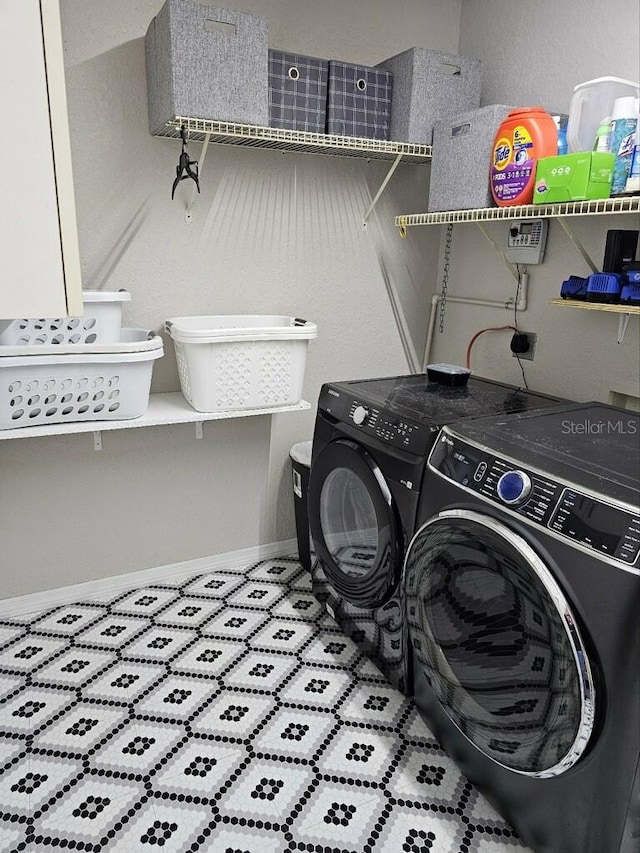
[0,556,531,853]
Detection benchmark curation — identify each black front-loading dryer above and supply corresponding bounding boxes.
[308,373,562,695]
[404,403,640,852]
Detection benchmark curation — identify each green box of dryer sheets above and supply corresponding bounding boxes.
[533,152,615,203]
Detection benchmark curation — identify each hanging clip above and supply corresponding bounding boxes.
[171,125,200,200]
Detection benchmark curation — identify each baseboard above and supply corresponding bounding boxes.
[0,539,299,620]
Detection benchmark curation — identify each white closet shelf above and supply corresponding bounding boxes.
[0,392,311,443]
[396,196,640,229]
[154,117,432,163]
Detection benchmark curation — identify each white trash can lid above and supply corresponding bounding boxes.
[290,440,313,466]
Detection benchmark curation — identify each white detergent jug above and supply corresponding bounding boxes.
[567,76,639,153]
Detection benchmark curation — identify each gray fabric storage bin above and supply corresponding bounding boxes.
[269,50,328,133]
[326,61,392,140]
[428,104,513,212]
[145,1,268,135]
[377,47,482,144]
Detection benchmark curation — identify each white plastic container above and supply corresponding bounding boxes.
[567,76,640,153]
[0,329,163,430]
[0,290,132,347]
[165,315,318,413]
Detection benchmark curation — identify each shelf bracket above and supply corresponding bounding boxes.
[92,431,102,452]
[363,153,404,226]
[554,216,598,273]
[475,222,519,281]
[195,421,204,440]
[618,313,632,344]
[185,132,211,222]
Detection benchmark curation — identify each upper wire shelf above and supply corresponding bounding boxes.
[396,196,640,229]
[154,117,432,163]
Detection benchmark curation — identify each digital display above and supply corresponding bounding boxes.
[519,222,533,235]
[432,442,480,485]
[550,490,639,562]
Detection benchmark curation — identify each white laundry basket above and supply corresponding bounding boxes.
[0,329,163,429]
[165,315,318,413]
[0,290,131,347]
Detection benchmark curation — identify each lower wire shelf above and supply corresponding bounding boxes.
[0,392,311,443]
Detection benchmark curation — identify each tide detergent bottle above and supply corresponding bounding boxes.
[491,108,558,206]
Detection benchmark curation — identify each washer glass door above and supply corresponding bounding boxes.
[405,510,595,778]
[309,438,400,609]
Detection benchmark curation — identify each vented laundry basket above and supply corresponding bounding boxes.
[0,291,131,347]
[165,315,317,413]
[0,329,163,429]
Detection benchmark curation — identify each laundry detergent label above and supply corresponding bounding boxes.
[491,125,535,203]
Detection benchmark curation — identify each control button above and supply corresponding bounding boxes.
[474,462,487,482]
[497,470,532,505]
[352,405,368,426]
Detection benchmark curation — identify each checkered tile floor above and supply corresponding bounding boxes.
[0,556,531,853]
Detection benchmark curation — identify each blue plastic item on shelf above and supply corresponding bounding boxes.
[620,281,640,305]
[586,272,623,303]
[560,275,589,300]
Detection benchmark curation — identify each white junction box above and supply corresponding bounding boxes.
[165,315,318,413]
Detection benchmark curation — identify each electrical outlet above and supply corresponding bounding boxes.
[512,332,537,361]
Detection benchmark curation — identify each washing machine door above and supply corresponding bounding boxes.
[405,509,596,778]
[309,437,401,609]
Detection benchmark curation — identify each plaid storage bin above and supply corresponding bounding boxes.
[269,50,328,133]
[326,61,392,139]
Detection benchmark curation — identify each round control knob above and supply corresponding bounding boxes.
[352,405,369,426]
[497,470,532,505]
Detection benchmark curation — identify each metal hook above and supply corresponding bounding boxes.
[171,125,200,200]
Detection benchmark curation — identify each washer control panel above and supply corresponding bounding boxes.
[429,430,640,568]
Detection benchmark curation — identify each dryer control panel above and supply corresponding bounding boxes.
[429,430,640,569]
[318,385,435,455]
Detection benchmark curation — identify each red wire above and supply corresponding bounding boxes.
[466,325,517,370]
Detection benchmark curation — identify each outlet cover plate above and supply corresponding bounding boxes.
[512,332,537,361]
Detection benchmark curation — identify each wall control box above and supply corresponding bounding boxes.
[505,220,548,264]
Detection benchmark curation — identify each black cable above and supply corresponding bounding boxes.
[513,264,529,390]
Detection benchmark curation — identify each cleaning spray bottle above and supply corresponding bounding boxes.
[610,96,640,194]
[593,116,612,152]
[623,123,640,194]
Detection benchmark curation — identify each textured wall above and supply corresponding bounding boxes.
[459,0,639,113]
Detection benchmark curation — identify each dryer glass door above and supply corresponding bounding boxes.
[405,510,595,778]
[309,438,400,609]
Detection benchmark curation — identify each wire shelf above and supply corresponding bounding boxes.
[154,117,432,163]
[396,196,640,229]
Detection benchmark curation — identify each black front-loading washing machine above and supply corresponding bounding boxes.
[307,373,563,695]
[404,402,640,853]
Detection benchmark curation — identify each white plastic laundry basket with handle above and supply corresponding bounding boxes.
[0,329,163,429]
[0,290,132,347]
[165,315,318,413]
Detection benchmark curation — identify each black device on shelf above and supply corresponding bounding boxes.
[602,229,639,274]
